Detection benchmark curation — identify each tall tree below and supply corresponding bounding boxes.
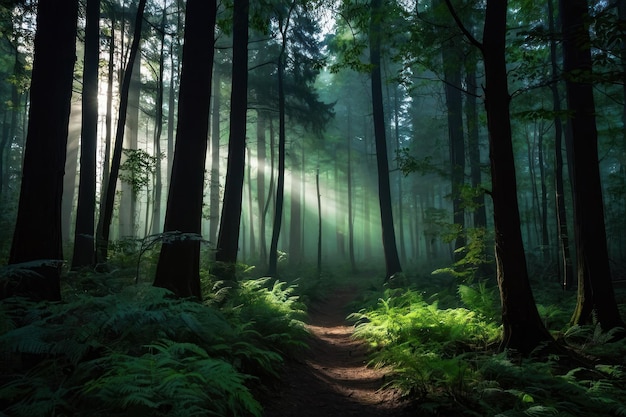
[445,0,553,354]
[6,0,79,300]
[208,66,222,245]
[95,0,146,264]
[547,0,572,290]
[441,31,466,260]
[150,0,168,235]
[370,0,402,281]
[267,1,294,278]
[288,148,302,268]
[464,61,487,229]
[153,0,216,299]
[256,110,268,266]
[72,0,101,269]
[215,0,249,281]
[562,0,625,330]
[118,49,141,238]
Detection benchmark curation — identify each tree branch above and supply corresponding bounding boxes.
[443,0,483,52]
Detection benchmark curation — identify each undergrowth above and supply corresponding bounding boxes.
[0,266,308,417]
[350,285,626,416]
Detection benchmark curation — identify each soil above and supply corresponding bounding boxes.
[262,286,416,417]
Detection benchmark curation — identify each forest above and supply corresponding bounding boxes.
[1,0,626,415]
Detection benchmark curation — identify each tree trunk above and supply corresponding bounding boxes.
[347,105,356,272]
[370,0,402,281]
[72,0,101,268]
[481,0,553,353]
[95,0,146,264]
[316,167,322,278]
[7,0,79,301]
[442,36,466,260]
[289,151,302,268]
[256,110,268,265]
[393,87,407,263]
[537,126,550,262]
[154,0,216,299]
[445,0,553,353]
[246,145,256,260]
[62,103,80,248]
[151,2,167,235]
[101,14,115,207]
[0,46,22,204]
[562,0,625,330]
[208,68,221,245]
[215,0,249,281]
[267,28,287,278]
[119,52,141,238]
[465,56,487,229]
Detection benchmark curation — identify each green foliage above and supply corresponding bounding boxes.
[0,274,309,416]
[563,324,626,360]
[396,149,447,177]
[84,340,262,417]
[350,288,500,352]
[458,280,499,322]
[224,277,308,356]
[349,287,626,416]
[349,288,500,400]
[433,227,493,282]
[119,148,163,195]
[475,354,626,417]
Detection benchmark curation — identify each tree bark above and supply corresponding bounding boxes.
[267,21,288,278]
[562,0,625,330]
[72,0,101,269]
[370,0,402,281]
[445,0,553,353]
[7,0,79,301]
[482,0,553,353]
[153,0,216,299]
[151,2,167,235]
[215,0,249,281]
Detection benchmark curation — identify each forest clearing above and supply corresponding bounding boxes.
[2,0,626,415]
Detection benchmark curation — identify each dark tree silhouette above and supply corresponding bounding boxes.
[562,0,625,330]
[370,0,402,282]
[267,1,294,278]
[215,0,249,281]
[95,0,146,264]
[153,0,216,299]
[464,62,487,229]
[72,0,100,269]
[441,35,466,259]
[7,0,79,301]
[445,0,553,354]
[547,0,573,290]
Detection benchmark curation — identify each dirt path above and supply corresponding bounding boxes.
[262,287,413,417]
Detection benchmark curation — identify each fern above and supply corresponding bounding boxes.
[1,274,308,416]
[224,277,309,357]
[85,340,262,417]
[458,280,499,322]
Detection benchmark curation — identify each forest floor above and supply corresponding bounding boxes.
[261,286,416,417]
